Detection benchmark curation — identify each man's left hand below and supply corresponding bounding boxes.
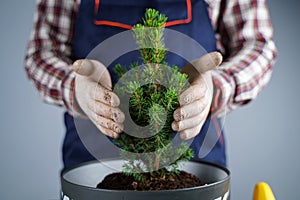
[172,52,223,140]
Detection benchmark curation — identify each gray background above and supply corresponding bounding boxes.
[0,0,299,199]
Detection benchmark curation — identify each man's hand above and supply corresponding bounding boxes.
[73,59,125,138]
[172,52,223,140]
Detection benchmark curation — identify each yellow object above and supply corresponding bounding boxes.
[252,182,276,200]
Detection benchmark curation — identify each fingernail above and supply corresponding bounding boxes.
[212,52,223,67]
[114,123,123,133]
[114,111,125,123]
[73,60,83,72]
[109,132,119,139]
[172,122,179,131]
[113,125,120,133]
[173,110,180,121]
[73,59,93,76]
[180,132,188,140]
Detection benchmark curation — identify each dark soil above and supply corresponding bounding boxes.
[97,170,203,191]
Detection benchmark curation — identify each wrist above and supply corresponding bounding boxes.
[62,70,87,118]
[71,78,89,119]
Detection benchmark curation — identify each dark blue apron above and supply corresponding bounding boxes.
[63,0,226,170]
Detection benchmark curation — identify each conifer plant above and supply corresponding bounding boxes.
[108,9,195,187]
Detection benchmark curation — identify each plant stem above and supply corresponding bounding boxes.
[154,155,160,171]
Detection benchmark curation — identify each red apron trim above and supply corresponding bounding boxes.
[165,0,192,27]
[93,0,192,29]
[94,20,133,29]
[94,0,100,14]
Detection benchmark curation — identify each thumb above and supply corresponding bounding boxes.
[181,51,222,83]
[73,59,112,90]
[190,51,223,73]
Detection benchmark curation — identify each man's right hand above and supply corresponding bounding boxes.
[73,59,124,138]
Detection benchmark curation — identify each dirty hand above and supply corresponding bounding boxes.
[73,59,125,138]
[172,52,223,140]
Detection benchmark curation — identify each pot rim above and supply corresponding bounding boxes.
[61,158,230,193]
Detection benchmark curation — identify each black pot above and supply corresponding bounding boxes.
[61,159,230,200]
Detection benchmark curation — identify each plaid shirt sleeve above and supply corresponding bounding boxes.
[207,0,278,117]
[24,0,84,117]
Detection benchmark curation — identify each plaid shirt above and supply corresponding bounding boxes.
[24,0,277,117]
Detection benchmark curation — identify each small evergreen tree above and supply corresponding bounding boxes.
[113,8,194,182]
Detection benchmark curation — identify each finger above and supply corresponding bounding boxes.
[89,101,125,123]
[181,52,222,83]
[190,51,223,73]
[73,59,94,76]
[173,99,208,121]
[96,123,120,138]
[73,59,112,90]
[179,124,203,140]
[90,84,120,107]
[179,83,207,105]
[179,114,207,140]
[90,113,123,135]
[172,115,202,132]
